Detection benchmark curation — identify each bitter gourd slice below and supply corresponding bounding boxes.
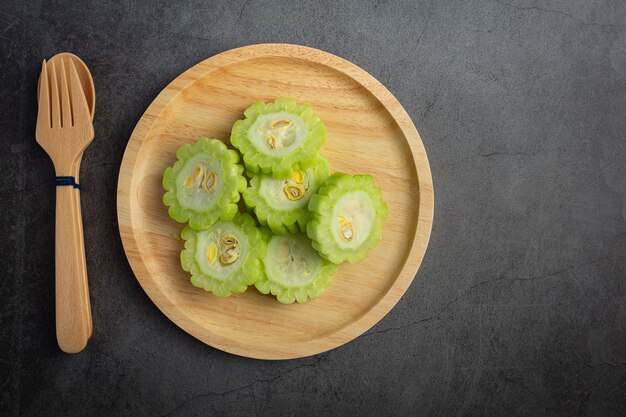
[307,173,387,264]
[243,157,329,235]
[230,98,326,178]
[180,213,266,297]
[255,232,337,304]
[162,137,247,230]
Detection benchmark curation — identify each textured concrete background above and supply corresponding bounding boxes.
[1,0,625,416]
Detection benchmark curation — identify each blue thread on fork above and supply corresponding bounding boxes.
[55,176,81,189]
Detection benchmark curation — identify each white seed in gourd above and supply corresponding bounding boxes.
[284,184,304,201]
[220,235,238,248]
[206,243,218,264]
[271,119,291,129]
[219,246,240,265]
[266,134,277,149]
[194,165,204,182]
[291,170,305,184]
[340,222,354,241]
[183,175,194,188]
[203,171,218,193]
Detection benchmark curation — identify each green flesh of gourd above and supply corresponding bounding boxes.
[265,234,322,289]
[194,222,248,281]
[175,154,224,212]
[259,167,314,210]
[330,191,375,249]
[248,112,309,157]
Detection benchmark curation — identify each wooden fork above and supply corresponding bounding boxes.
[36,58,94,353]
[42,53,95,339]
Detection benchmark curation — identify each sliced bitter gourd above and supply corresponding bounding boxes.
[162,137,247,230]
[230,98,327,178]
[255,232,337,304]
[180,213,266,297]
[307,173,388,264]
[243,157,330,235]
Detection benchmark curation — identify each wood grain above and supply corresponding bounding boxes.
[117,44,434,360]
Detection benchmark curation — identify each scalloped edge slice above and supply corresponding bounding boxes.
[162,137,247,230]
[230,98,327,178]
[180,213,266,297]
[255,231,337,304]
[243,157,329,235]
[307,173,388,264]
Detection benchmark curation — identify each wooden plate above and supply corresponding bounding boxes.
[117,44,433,360]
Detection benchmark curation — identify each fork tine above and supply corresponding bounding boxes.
[48,60,61,128]
[58,58,73,128]
[37,60,50,129]
[68,59,90,124]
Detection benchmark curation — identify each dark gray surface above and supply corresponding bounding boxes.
[1,0,625,415]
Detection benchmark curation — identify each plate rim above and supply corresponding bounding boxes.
[117,43,434,360]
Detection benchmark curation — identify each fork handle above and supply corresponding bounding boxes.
[68,161,92,338]
[56,185,91,353]
[71,181,92,338]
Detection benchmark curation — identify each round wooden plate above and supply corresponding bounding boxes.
[117,44,433,360]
